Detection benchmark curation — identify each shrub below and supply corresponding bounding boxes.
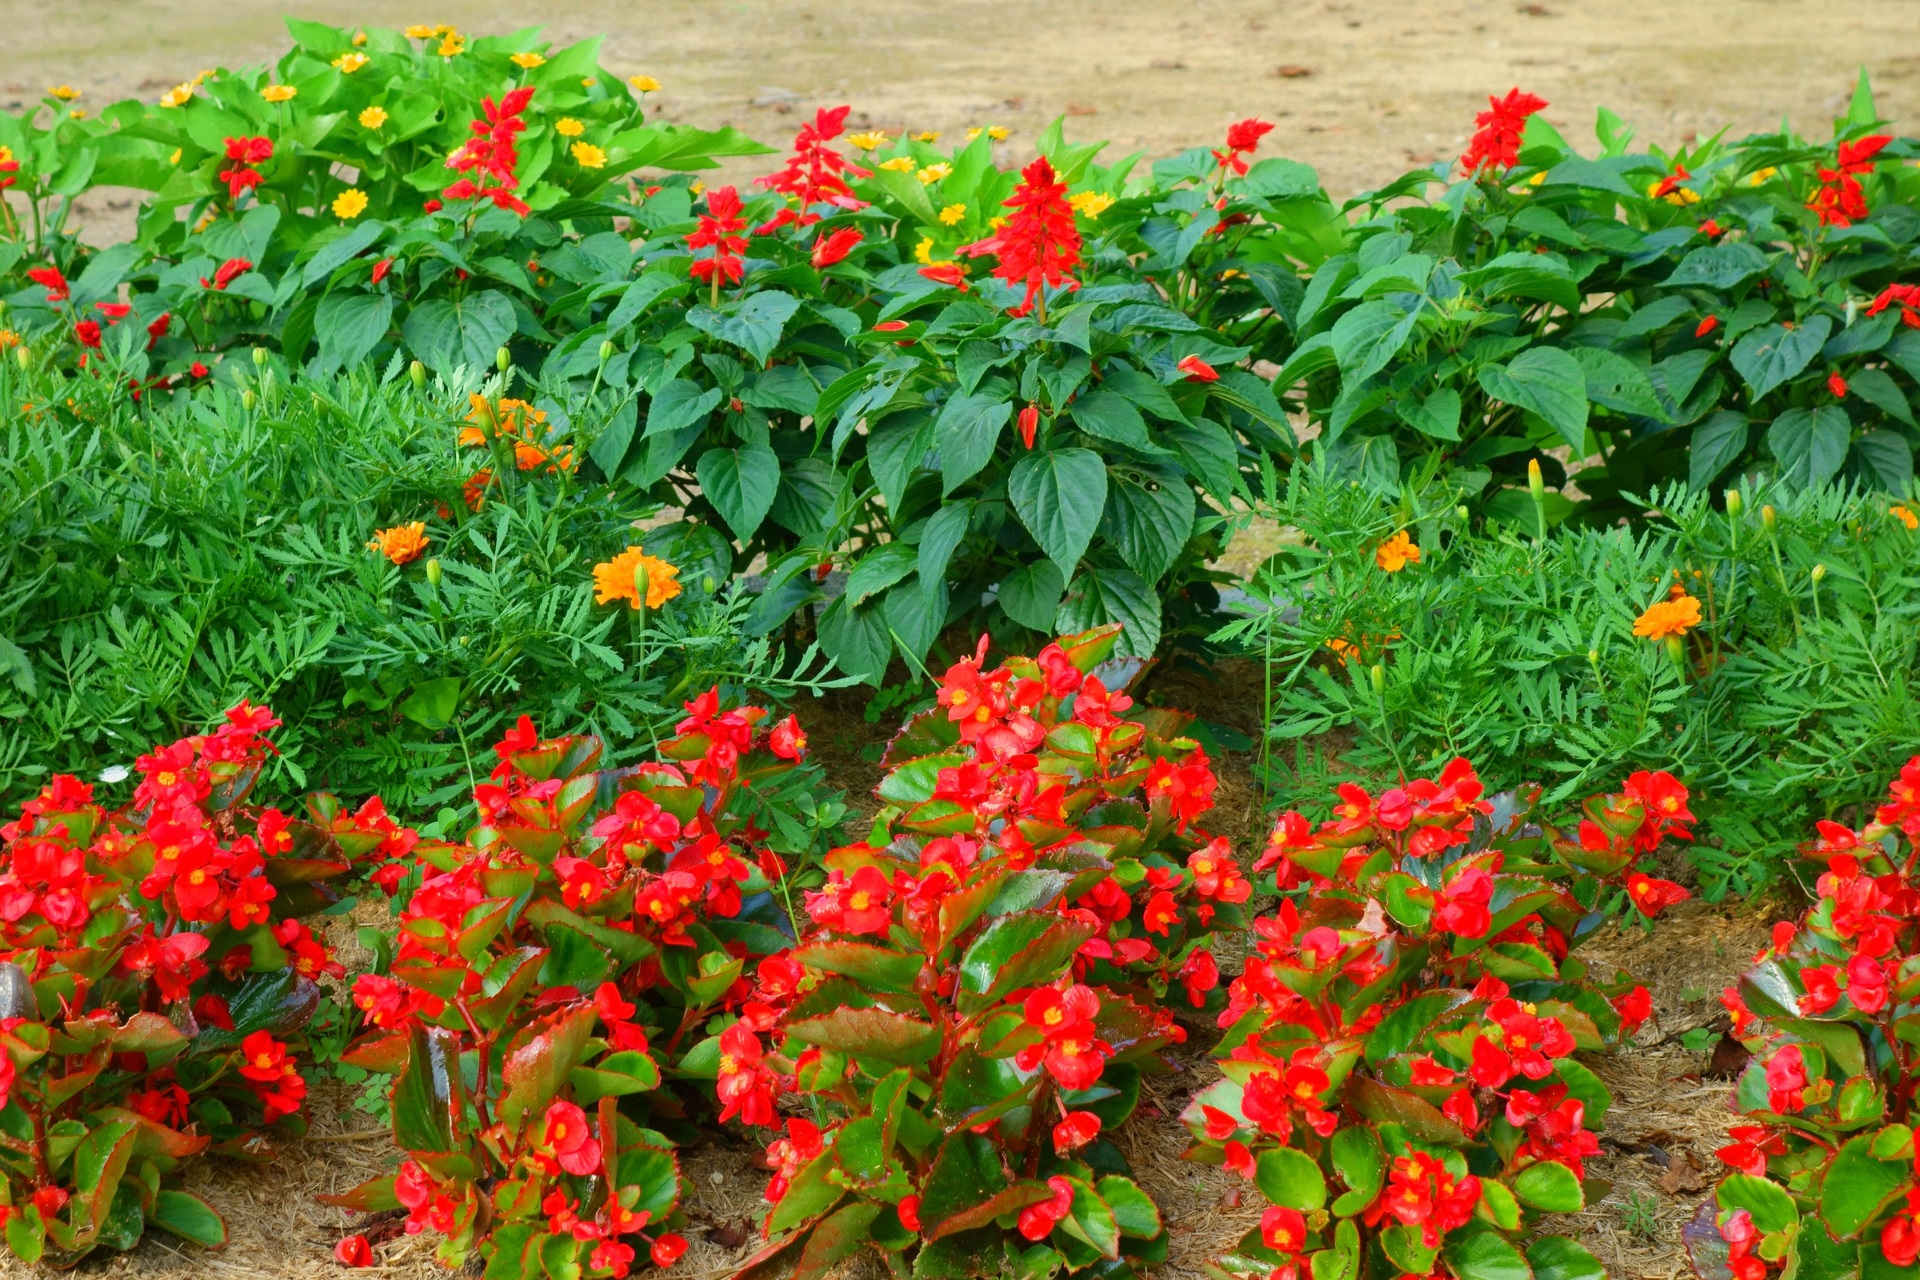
[322,691,841,1276]
[1696,756,1920,1280]
[1183,760,1689,1280]
[721,625,1241,1280]
[1220,464,1920,893]
[0,703,361,1264]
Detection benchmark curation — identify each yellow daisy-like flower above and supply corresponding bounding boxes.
[439,31,465,56]
[846,131,889,151]
[878,156,916,172]
[403,23,437,38]
[512,52,546,69]
[352,30,367,45]
[555,117,586,137]
[690,179,706,195]
[1749,166,1777,186]
[261,84,297,103]
[1069,190,1114,218]
[913,235,936,264]
[938,203,967,226]
[332,188,370,219]
[1374,530,1421,573]
[916,163,952,185]
[987,125,1009,140]
[912,130,942,143]
[592,546,683,610]
[360,106,388,129]
[69,110,88,120]
[48,85,80,101]
[332,52,369,73]
[159,83,194,108]
[572,142,607,169]
[629,74,661,92]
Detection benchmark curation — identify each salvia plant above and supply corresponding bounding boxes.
[1697,756,1920,1280]
[0,703,371,1264]
[722,625,1243,1280]
[1183,760,1696,1280]
[321,690,840,1278]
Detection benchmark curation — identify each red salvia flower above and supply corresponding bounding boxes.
[26,265,68,302]
[809,226,863,268]
[960,156,1082,318]
[1459,88,1548,176]
[219,135,273,200]
[688,185,750,288]
[1809,134,1891,227]
[755,105,870,233]
[1212,118,1275,176]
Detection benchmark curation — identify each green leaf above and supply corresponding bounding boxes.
[150,1190,227,1248]
[958,913,1097,1008]
[919,502,972,601]
[1071,389,1152,449]
[1768,406,1851,489]
[1399,387,1461,441]
[1690,410,1752,490]
[998,561,1066,632]
[301,219,387,286]
[790,941,924,993]
[1821,1134,1909,1239]
[644,379,724,438]
[1056,562,1160,658]
[1329,1126,1384,1216]
[785,1006,941,1065]
[697,442,781,539]
[1442,1225,1533,1280]
[399,676,461,730]
[391,1024,459,1152]
[1101,473,1193,584]
[1008,449,1108,575]
[403,291,517,374]
[1254,1146,1327,1210]
[687,291,801,365]
[1527,1237,1605,1280]
[1718,1173,1799,1235]
[498,1007,597,1131]
[845,543,919,608]
[1332,300,1420,386]
[817,595,892,684]
[1849,367,1915,426]
[1732,318,1833,401]
[315,293,394,368]
[1853,431,1915,495]
[1479,347,1589,452]
[1097,1176,1161,1239]
[1572,347,1666,419]
[937,392,1012,493]
[1513,1161,1583,1213]
[1665,242,1772,289]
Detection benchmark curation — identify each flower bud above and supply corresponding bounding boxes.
[1456,506,1469,521]
[599,340,615,362]
[1527,457,1544,501]
[409,359,427,391]
[1724,489,1743,520]
[1811,563,1826,585]
[1369,664,1385,696]
[1665,635,1685,669]
[426,558,442,588]
[15,346,28,370]
[252,346,269,368]
[496,346,511,373]
[1761,504,1776,532]
[242,388,257,411]
[632,559,651,610]
[1587,647,1600,666]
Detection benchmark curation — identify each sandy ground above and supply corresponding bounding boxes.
[7,0,1920,242]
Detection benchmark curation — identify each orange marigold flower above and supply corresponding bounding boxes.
[1375,530,1421,573]
[1893,504,1918,531]
[593,546,683,610]
[1633,592,1702,641]
[368,522,429,565]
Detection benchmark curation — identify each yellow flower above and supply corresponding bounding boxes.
[332,52,369,73]
[878,156,916,172]
[1893,504,1919,531]
[352,30,368,45]
[512,52,546,69]
[555,117,586,137]
[914,235,935,264]
[916,163,951,185]
[939,203,967,225]
[911,130,942,143]
[261,84,297,103]
[581,78,597,88]
[690,179,705,195]
[988,215,1008,230]
[360,106,388,129]
[987,125,1009,140]
[1633,591,1702,641]
[439,30,465,57]
[1750,166,1777,186]
[966,127,983,141]
[1527,170,1547,187]
[403,24,437,38]
[169,148,182,165]
[593,546,683,610]
[846,131,888,151]
[48,85,80,101]
[629,74,661,92]
[368,523,429,565]
[1069,190,1113,218]
[160,83,194,108]
[572,142,607,169]
[68,110,87,120]
[332,188,370,219]
[1374,530,1421,573]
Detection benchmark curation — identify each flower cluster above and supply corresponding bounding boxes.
[0,704,354,1265]
[733,627,1235,1279]
[444,85,535,214]
[1704,756,1920,1280]
[1807,134,1891,227]
[1190,762,1675,1280]
[688,185,750,288]
[1460,87,1547,176]
[961,155,1082,317]
[328,693,818,1276]
[754,105,870,233]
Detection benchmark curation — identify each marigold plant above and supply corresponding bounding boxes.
[0,704,360,1264]
[323,691,827,1277]
[725,625,1244,1280]
[1185,763,1694,1280]
[1695,756,1920,1280]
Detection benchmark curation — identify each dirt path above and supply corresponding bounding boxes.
[8,0,1920,221]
